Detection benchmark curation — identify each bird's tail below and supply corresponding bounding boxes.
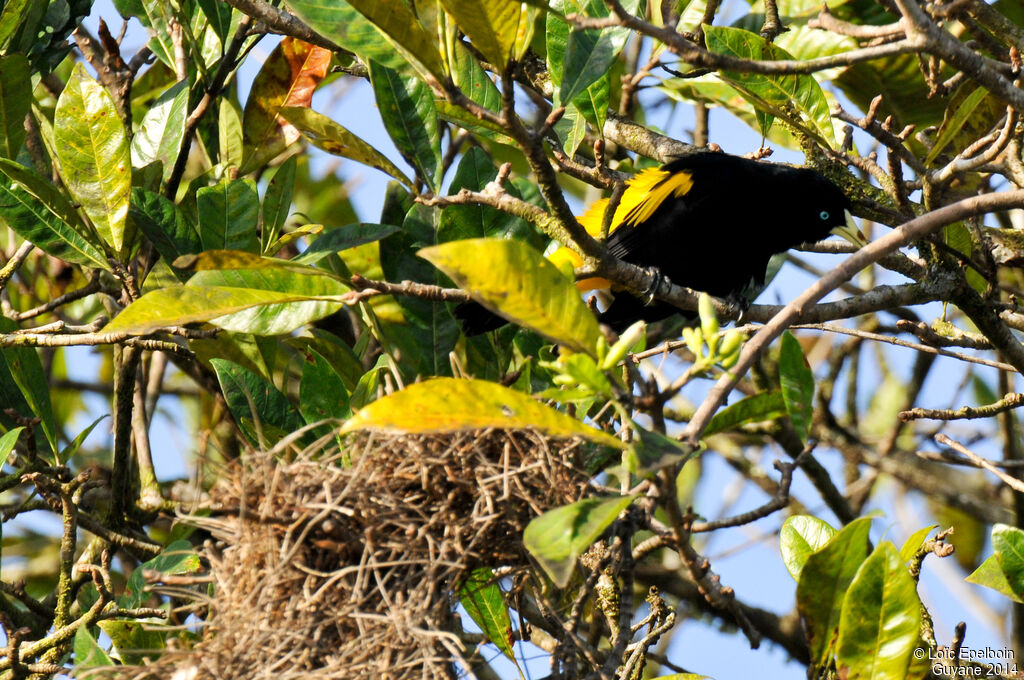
[453,301,509,336]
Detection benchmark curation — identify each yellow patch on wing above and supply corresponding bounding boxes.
[548,166,693,291]
[576,167,693,236]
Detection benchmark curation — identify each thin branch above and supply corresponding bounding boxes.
[0,242,34,291]
[690,460,797,532]
[347,274,470,304]
[900,392,1024,422]
[791,322,1016,372]
[936,433,1024,494]
[223,0,342,51]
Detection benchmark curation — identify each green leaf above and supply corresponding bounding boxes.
[0,0,33,52]
[279,106,413,188]
[261,155,297,252]
[926,84,1002,166]
[0,55,30,159]
[96,619,165,665]
[54,63,131,254]
[197,0,233,46]
[73,627,113,669]
[574,76,610,134]
[104,283,346,336]
[299,348,352,425]
[898,524,938,563]
[797,515,872,664]
[349,355,388,410]
[130,188,200,277]
[130,79,188,184]
[993,523,1024,601]
[212,359,307,447]
[339,377,625,450]
[437,147,531,242]
[419,238,603,356]
[98,539,200,663]
[835,543,922,680]
[451,41,502,113]
[190,268,348,335]
[773,25,857,81]
[131,0,177,69]
[627,425,692,473]
[0,318,57,456]
[369,61,442,192]
[378,203,458,377]
[295,223,400,264]
[703,390,787,438]
[780,515,837,581]
[548,0,635,126]
[121,540,201,609]
[0,159,108,269]
[966,554,1024,603]
[218,97,244,171]
[458,568,517,661]
[524,495,637,587]
[440,0,532,69]
[435,100,516,146]
[559,21,622,108]
[286,0,414,74]
[943,223,988,294]
[324,0,446,79]
[779,331,814,443]
[0,426,24,459]
[197,178,261,253]
[60,415,108,462]
[704,25,836,148]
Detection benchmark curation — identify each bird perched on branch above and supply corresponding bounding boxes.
[456,151,862,334]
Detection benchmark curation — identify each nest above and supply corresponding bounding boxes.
[107,429,593,680]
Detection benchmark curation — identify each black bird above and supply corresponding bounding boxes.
[456,151,860,333]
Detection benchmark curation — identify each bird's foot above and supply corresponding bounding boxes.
[726,294,752,324]
[640,266,664,306]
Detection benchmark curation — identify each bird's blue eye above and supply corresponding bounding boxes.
[819,210,830,220]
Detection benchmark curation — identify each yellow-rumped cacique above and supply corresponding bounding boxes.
[455,151,861,334]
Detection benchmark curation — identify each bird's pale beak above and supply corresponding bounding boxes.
[831,209,867,247]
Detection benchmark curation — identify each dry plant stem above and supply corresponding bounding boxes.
[916,448,1024,469]
[810,9,906,37]
[792,322,1016,372]
[900,392,1024,422]
[690,460,796,532]
[0,332,192,359]
[497,74,604,261]
[344,275,470,305]
[966,0,1024,52]
[0,569,165,673]
[133,365,162,510]
[683,190,1024,447]
[760,0,786,41]
[896,319,991,349]
[580,0,920,75]
[165,14,254,198]
[7,278,108,322]
[110,345,140,524]
[0,242,33,291]
[936,433,1024,494]
[223,0,341,50]
[893,0,1024,110]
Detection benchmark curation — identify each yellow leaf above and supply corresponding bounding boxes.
[340,377,624,449]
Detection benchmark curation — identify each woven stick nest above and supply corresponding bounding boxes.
[106,429,594,680]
